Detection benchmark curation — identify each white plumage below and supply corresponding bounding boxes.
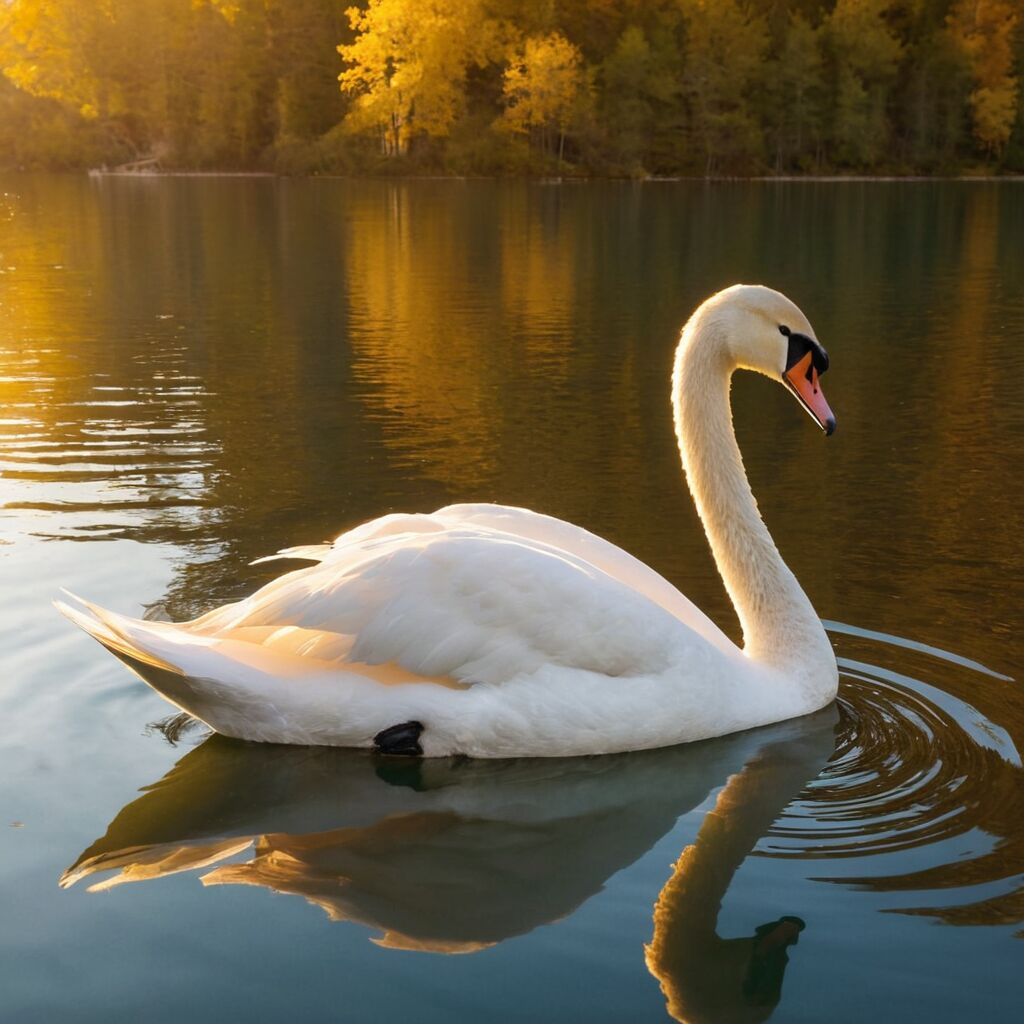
[57,285,840,757]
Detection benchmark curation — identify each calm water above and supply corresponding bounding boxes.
[1,176,1022,1023]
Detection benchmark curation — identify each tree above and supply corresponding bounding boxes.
[599,25,675,173]
[825,0,902,167]
[762,12,826,172]
[0,0,1019,175]
[0,0,269,163]
[268,0,349,144]
[0,0,111,118]
[338,0,503,156]
[947,0,1020,157]
[499,32,588,164]
[678,0,768,175]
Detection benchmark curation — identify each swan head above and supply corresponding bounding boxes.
[696,284,836,435]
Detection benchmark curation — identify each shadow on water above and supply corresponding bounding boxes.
[59,617,1024,1019]
[63,708,840,1021]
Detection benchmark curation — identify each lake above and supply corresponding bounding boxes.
[1,175,1022,1023]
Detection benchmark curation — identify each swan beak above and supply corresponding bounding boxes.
[784,352,836,436]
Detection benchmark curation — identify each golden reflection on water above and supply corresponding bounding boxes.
[646,732,832,1024]
[2,177,1023,1015]
[343,184,503,491]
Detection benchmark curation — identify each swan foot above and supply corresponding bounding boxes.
[373,720,424,757]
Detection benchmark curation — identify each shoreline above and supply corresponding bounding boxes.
[73,170,1024,183]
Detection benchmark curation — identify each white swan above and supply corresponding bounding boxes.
[57,284,839,757]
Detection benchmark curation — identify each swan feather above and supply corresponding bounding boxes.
[56,285,839,757]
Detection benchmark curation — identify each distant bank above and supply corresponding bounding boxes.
[73,169,1024,183]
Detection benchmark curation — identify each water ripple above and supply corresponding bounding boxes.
[760,623,1024,934]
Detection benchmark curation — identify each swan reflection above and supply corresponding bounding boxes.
[647,716,838,1022]
[63,709,837,1012]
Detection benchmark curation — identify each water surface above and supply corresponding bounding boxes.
[1,176,1022,1022]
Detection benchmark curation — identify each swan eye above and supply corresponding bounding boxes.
[779,325,791,337]
[783,331,830,377]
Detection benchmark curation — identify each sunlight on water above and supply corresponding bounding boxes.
[1,176,1022,1022]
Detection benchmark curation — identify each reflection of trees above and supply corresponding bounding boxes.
[2,177,387,615]
[0,178,221,549]
[4,176,1021,658]
[785,185,1024,937]
[342,182,505,493]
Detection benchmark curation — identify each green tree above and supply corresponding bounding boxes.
[763,12,826,172]
[900,25,971,171]
[599,25,679,174]
[825,0,902,167]
[679,0,768,175]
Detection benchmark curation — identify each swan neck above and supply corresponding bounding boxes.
[672,321,833,684]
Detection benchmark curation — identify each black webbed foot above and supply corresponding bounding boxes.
[373,720,424,756]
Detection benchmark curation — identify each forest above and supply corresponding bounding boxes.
[0,0,1021,177]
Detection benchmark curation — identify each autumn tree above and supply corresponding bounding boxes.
[499,32,589,164]
[0,0,274,164]
[1,0,1022,175]
[0,0,113,118]
[338,0,504,156]
[947,0,1020,157]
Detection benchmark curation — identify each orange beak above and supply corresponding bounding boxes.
[784,351,836,435]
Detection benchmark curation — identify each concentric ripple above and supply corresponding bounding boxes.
[758,621,1024,933]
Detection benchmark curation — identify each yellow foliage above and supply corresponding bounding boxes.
[970,85,1019,154]
[0,0,107,114]
[207,2,241,25]
[338,0,504,154]
[947,0,1020,154]
[500,33,585,137]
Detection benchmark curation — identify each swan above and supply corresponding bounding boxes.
[56,284,839,757]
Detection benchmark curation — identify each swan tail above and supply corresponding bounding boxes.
[54,591,257,726]
[54,591,185,674]
[249,544,333,566]
[54,591,360,742]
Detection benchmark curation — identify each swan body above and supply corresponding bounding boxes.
[58,284,839,757]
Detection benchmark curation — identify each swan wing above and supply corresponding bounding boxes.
[431,503,735,654]
[250,512,450,566]
[201,526,704,687]
[57,509,744,751]
[248,503,732,657]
